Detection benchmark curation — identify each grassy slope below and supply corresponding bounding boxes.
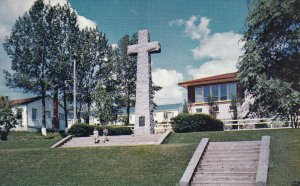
[0,129,299,185]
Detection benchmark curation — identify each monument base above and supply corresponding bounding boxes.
[134,127,154,136]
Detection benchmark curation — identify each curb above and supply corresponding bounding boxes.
[256,135,271,186]
[158,130,172,144]
[50,135,73,148]
[179,138,210,186]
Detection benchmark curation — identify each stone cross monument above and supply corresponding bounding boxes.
[127,30,161,135]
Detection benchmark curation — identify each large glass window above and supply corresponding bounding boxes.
[229,82,237,99]
[220,83,228,100]
[204,85,210,102]
[194,82,237,102]
[212,84,219,101]
[195,87,204,102]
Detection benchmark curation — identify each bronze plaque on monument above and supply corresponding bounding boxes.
[139,116,145,127]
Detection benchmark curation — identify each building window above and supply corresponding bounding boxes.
[59,113,64,120]
[196,108,202,113]
[220,83,227,100]
[195,87,204,102]
[46,111,51,118]
[229,82,236,99]
[16,108,23,120]
[204,85,210,102]
[32,109,37,120]
[194,82,237,103]
[212,84,219,101]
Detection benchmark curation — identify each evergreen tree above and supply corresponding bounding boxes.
[237,0,300,128]
[182,100,189,114]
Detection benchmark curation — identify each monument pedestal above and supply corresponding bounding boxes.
[134,126,154,136]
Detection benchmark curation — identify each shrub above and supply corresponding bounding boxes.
[69,123,93,137]
[171,113,223,133]
[69,123,133,137]
[97,126,133,136]
[0,131,8,141]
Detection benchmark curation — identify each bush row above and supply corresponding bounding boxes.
[69,123,133,137]
[171,113,223,133]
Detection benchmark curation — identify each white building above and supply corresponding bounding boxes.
[10,96,66,132]
[178,72,250,120]
[126,103,183,124]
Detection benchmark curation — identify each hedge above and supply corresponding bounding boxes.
[69,123,133,137]
[171,113,223,133]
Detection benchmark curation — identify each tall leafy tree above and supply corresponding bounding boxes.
[115,34,138,125]
[76,27,109,123]
[3,0,50,132]
[237,0,300,128]
[46,3,79,128]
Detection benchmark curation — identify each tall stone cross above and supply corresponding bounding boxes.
[127,30,161,135]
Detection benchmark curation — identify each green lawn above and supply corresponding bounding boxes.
[0,129,299,185]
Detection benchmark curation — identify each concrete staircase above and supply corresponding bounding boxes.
[61,133,166,148]
[191,141,260,186]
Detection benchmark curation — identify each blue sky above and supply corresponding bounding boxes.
[0,0,248,104]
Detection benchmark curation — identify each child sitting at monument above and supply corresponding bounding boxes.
[93,127,99,144]
[103,127,108,143]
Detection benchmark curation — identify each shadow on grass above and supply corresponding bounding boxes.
[293,181,300,186]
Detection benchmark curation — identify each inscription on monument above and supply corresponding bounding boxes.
[139,116,145,127]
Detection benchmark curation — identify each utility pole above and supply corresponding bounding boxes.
[73,60,77,124]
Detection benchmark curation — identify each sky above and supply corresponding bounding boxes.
[0,0,248,105]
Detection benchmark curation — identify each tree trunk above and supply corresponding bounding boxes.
[52,87,59,129]
[42,91,46,129]
[126,101,130,126]
[63,87,68,128]
[77,101,81,123]
[85,101,91,124]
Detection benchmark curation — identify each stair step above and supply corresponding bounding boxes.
[194,172,256,177]
[201,159,258,164]
[205,150,259,155]
[209,141,260,146]
[198,164,257,171]
[193,175,255,182]
[191,180,255,185]
[202,154,258,160]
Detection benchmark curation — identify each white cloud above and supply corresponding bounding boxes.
[187,59,237,79]
[152,68,185,105]
[77,15,97,30]
[192,32,243,60]
[0,0,97,41]
[170,16,210,40]
[170,16,244,79]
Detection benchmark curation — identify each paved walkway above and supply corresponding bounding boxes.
[61,133,168,148]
